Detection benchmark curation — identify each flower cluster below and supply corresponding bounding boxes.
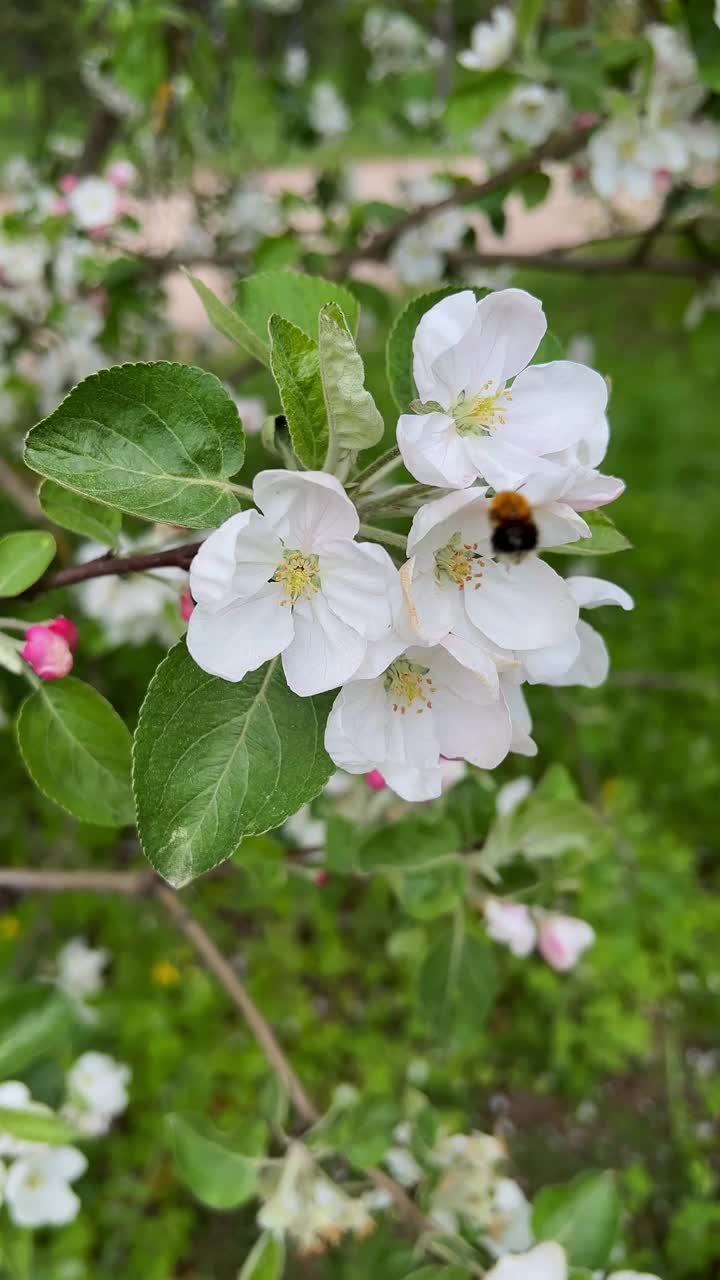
[188,287,631,802]
[256,1142,374,1255]
[0,1054,129,1228]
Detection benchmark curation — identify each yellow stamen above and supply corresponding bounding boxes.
[452,380,512,437]
[273,549,321,605]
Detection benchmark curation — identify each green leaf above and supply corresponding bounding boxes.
[531,330,564,364]
[387,287,487,412]
[446,70,517,134]
[405,1268,470,1280]
[239,1233,285,1280]
[549,509,632,556]
[0,1107,80,1146]
[16,678,134,826]
[133,645,334,887]
[517,171,551,210]
[309,1097,400,1170]
[0,985,75,1076]
[234,271,359,366]
[268,315,328,469]
[39,479,122,546]
[357,815,460,872]
[397,862,467,921]
[24,362,245,530]
[681,0,720,91]
[532,1170,621,1269]
[318,303,384,468]
[0,531,56,596]
[419,928,497,1029]
[0,634,24,676]
[185,272,266,362]
[167,1113,263,1210]
[516,0,544,52]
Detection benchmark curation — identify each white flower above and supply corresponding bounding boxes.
[4,1146,87,1228]
[716,0,720,31]
[0,235,49,289]
[284,45,308,85]
[257,1143,373,1254]
[391,229,446,287]
[363,8,433,80]
[67,177,118,230]
[588,117,687,200]
[396,289,609,491]
[57,937,108,1002]
[486,1241,567,1280]
[222,188,282,251]
[485,1177,534,1255]
[285,804,325,849]
[537,914,595,971]
[0,1083,53,1158]
[308,83,350,138]
[384,1146,423,1186]
[188,471,397,697]
[439,758,466,791]
[501,85,566,146]
[495,776,533,817]
[77,538,185,647]
[64,1052,130,1136]
[458,8,514,72]
[229,393,266,434]
[430,1131,506,1234]
[325,642,514,802]
[405,488,583,656]
[484,899,537,957]
[522,575,634,689]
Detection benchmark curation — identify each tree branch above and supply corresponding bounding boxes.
[446,247,719,279]
[3,541,202,605]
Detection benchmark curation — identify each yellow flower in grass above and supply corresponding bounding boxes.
[151,959,181,988]
[0,915,20,941]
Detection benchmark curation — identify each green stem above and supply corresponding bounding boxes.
[349,446,401,493]
[357,523,408,553]
[0,618,32,632]
[227,482,255,500]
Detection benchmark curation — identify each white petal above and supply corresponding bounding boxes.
[568,575,634,611]
[464,557,578,651]
[547,619,609,687]
[189,510,280,609]
[562,467,625,511]
[405,560,462,644]
[535,502,590,548]
[398,411,477,488]
[282,592,367,695]
[408,487,487,555]
[523,630,582,683]
[253,470,359,549]
[42,1147,88,1181]
[485,1241,568,1280]
[320,541,395,640]
[325,679,389,772]
[430,650,512,768]
[462,436,560,492]
[187,582,292,681]
[500,676,538,757]
[382,762,442,801]
[503,361,608,454]
[412,290,478,403]
[430,289,546,402]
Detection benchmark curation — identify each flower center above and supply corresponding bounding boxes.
[383,658,436,715]
[273,549,321,605]
[434,532,484,591]
[451,382,511,437]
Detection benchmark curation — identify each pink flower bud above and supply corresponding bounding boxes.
[537,914,596,972]
[314,870,330,887]
[179,591,194,622]
[107,160,135,189]
[49,196,68,216]
[88,226,108,240]
[654,168,673,193]
[21,624,74,680]
[58,174,78,194]
[574,112,600,131]
[365,769,386,791]
[484,899,537,957]
[47,616,79,651]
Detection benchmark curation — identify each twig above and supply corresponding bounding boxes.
[446,248,720,279]
[0,868,154,895]
[338,123,595,270]
[4,542,202,604]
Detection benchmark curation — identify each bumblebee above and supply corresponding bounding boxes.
[489,490,538,558]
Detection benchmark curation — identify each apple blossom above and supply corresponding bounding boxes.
[485,1177,534,1256]
[21,621,75,680]
[521,576,634,689]
[458,8,514,72]
[67,176,118,231]
[57,936,108,1003]
[485,1241,567,1280]
[106,160,136,188]
[484,899,537,957]
[324,642,514,801]
[404,487,582,653]
[63,1052,130,1136]
[365,769,387,791]
[588,117,687,201]
[537,914,596,972]
[397,289,609,491]
[187,471,397,697]
[4,1146,87,1228]
[179,590,194,622]
[495,776,533,817]
[430,1131,506,1235]
[308,82,350,138]
[257,1142,373,1254]
[502,85,567,146]
[77,538,185,647]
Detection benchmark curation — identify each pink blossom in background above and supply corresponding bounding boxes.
[537,914,596,971]
[58,174,78,194]
[47,616,79,651]
[484,899,537,957]
[22,621,76,680]
[179,592,194,622]
[107,161,136,189]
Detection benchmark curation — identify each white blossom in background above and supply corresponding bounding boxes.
[684,275,720,328]
[57,937,108,1014]
[257,1142,374,1254]
[391,175,468,286]
[403,98,443,129]
[283,45,308,86]
[228,393,266,434]
[588,116,686,200]
[220,188,282,251]
[396,289,610,492]
[63,1052,130,1137]
[77,537,186,647]
[458,7,515,72]
[537,914,596,971]
[485,1242,661,1280]
[485,1177,534,1256]
[430,1131,506,1235]
[362,8,440,81]
[4,1146,87,1228]
[67,177,118,231]
[484,899,537,956]
[308,83,350,139]
[284,804,326,849]
[383,1144,423,1187]
[495,776,533,817]
[188,471,397,697]
[501,85,567,146]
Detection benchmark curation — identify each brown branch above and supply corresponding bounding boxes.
[0,864,431,1236]
[337,123,596,271]
[446,248,719,279]
[3,541,202,605]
